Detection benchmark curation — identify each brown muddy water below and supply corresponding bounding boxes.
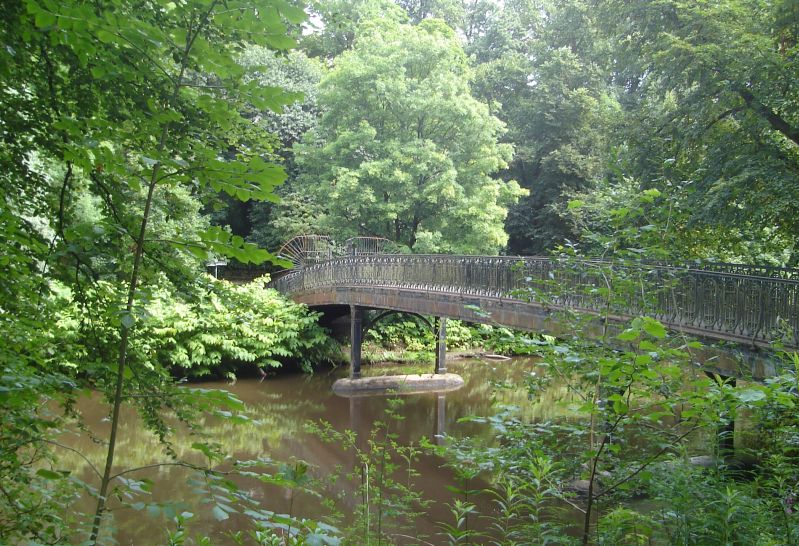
[57,357,586,545]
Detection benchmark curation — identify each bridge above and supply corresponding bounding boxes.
[224,237,799,379]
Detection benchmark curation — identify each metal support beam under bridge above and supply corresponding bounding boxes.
[348,306,448,378]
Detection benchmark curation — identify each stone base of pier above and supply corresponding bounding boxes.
[332,373,464,397]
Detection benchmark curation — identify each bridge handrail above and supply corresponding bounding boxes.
[268,254,799,348]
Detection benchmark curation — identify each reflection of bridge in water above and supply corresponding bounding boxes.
[226,236,799,379]
[348,395,449,448]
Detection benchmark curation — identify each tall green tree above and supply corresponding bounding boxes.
[469,0,618,255]
[602,0,799,263]
[1,0,306,542]
[295,18,523,253]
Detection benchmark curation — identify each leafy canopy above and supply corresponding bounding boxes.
[295,18,524,253]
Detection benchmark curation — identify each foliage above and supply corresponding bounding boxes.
[467,0,618,254]
[424,424,573,544]
[563,170,798,264]
[1,0,316,542]
[3,0,799,542]
[228,0,798,260]
[0,223,80,542]
[642,460,780,545]
[294,17,523,253]
[413,172,796,546]
[57,276,338,379]
[215,47,325,250]
[364,315,550,360]
[306,399,430,544]
[599,0,799,263]
[457,0,799,260]
[301,0,406,59]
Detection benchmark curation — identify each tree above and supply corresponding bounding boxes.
[209,47,325,251]
[295,18,523,253]
[301,0,406,59]
[395,0,465,27]
[469,0,618,255]
[602,0,799,263]
[1,0,306,542]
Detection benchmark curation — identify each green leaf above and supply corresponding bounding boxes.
[277,3,307,24]
[642,319,667,339]
[211,504,229,521]
[34,9,57,28]
[634,353,653,366]
[36,469,63,480]
[96,29,117,44]
[638,340,659,351]
[120,312,135,329]
[736,388,766,403]
[197,226,287,266]
[617,329,640,341]
[191,442,215,459]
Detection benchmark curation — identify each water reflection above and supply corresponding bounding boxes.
[58,357,579,544]
[435,394,447,445]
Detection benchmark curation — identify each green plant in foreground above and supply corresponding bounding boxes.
[438,499,479,545]
[1,0,317,542]
[425,184,799,545]
[306,398,429,545]
[427,424,573,545]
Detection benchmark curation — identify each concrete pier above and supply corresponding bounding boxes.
[332,373,464,397]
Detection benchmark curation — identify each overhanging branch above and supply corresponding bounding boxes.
[739,89,799,146]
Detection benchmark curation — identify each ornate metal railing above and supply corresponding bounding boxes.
[344,237,400,256]
[268,255,799,349]
[277,235,335,269]
[274,235,399,269]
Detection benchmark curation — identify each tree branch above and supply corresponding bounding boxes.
[704,106,744,132]
[739,90,799,146]
[109,461,210,481]
[40,439,102,480]
[594,425,702,500]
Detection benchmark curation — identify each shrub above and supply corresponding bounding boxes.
[56,275,338,379]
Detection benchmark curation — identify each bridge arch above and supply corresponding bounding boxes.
[362,309,434,337]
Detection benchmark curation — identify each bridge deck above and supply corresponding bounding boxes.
[266,255,799,351]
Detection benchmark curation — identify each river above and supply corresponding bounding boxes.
[57,356,596,544]
[61,350,724,545]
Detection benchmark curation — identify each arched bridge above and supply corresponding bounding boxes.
[255,244,799,378]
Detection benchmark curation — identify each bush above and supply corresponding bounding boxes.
[365,315,550,357]
[56,275,338,379]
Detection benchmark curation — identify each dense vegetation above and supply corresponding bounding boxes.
[234,0,799,263]
[1,0,797,544]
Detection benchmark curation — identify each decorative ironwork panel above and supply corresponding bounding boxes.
[344,237,399,256]
[277,235,335,268]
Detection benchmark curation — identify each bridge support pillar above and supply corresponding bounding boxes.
[350,305,363,379]
[435,317,447,374]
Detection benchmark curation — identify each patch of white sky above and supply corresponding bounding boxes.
[299,0,509,37]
